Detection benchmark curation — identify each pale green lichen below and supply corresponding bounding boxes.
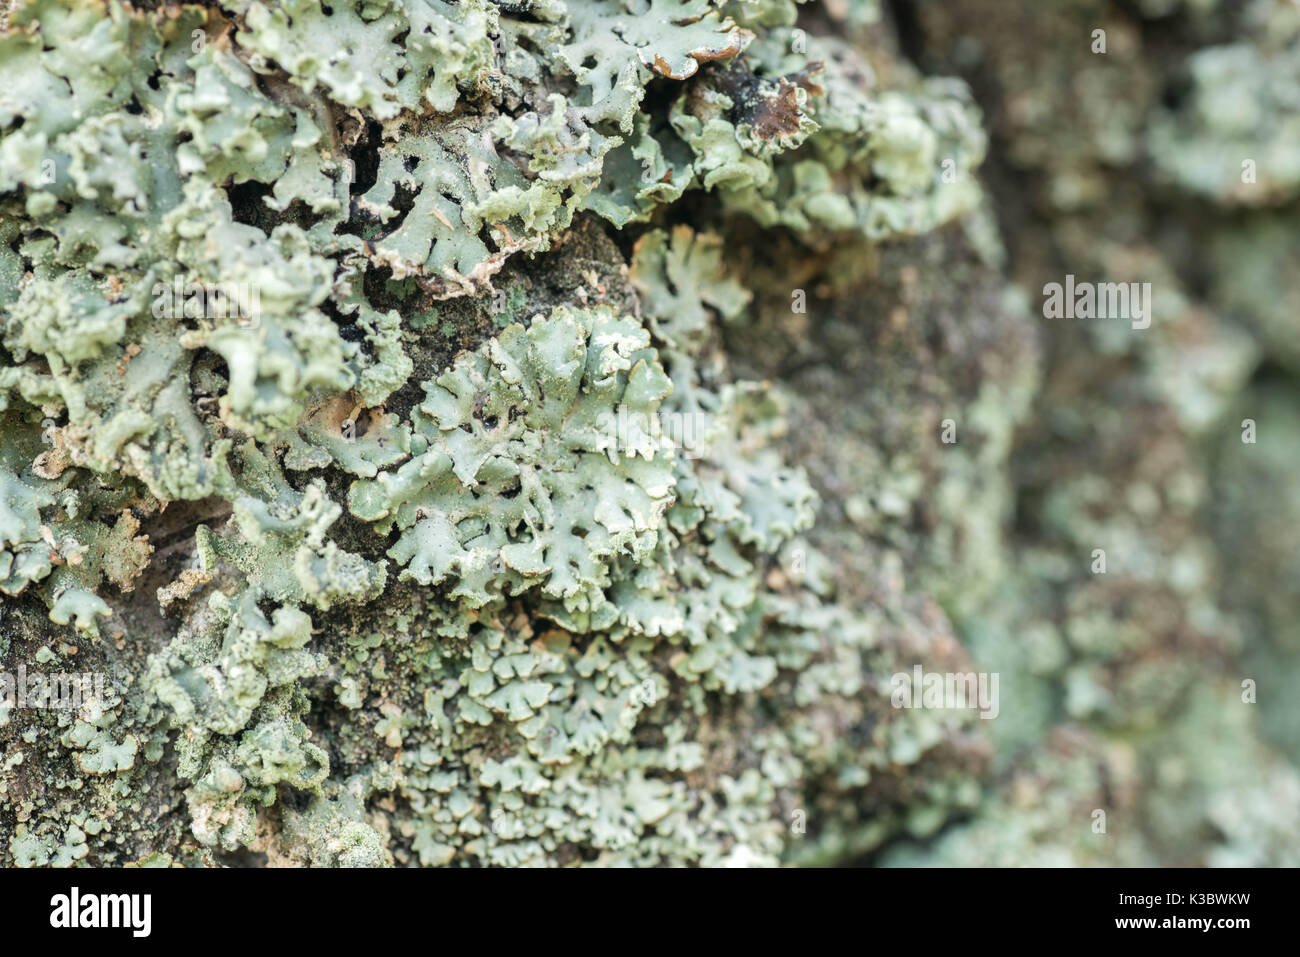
[1,0,1297,870]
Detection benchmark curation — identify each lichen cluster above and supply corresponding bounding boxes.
[1,0,1297,867]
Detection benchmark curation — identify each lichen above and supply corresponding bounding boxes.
[1,0,1297,869]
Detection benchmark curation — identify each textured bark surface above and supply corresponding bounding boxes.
[1,0,1297,866]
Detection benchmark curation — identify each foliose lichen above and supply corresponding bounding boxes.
[2,0,1297,869]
